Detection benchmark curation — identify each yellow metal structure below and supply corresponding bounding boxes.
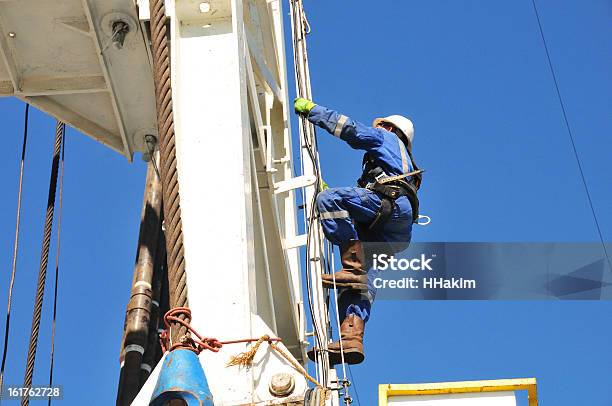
[379,378,538,406]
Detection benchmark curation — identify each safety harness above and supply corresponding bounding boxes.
[357,137,423,231]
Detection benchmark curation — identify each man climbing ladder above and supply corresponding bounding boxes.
[294,98,423,366]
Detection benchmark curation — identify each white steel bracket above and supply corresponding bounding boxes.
[274,175,317,194]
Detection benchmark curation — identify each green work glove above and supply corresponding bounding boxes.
[294,97,316,115]
[319,178,329,192]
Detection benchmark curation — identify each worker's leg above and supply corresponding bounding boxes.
[316,187,384,291]
[310,188,413,365]
[316,187,413,245]
[337,264,377,323]
[315,187,369,246]
[335,194,414,324]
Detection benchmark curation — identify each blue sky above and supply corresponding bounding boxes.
[0,0,611,405]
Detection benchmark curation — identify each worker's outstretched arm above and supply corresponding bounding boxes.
[294,98,383,151]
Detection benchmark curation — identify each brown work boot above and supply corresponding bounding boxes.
[307,314,365,365]
[321,240,367,291]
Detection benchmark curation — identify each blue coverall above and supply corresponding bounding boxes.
[307,105,415,323]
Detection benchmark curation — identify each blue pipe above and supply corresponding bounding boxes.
[149,349,213,405]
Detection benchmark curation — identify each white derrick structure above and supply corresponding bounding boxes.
[135,0,310,403]
[0,0,334,404]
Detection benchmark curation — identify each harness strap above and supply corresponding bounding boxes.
[376,169,424,185]
[364,191,419,229]
[359,137,423,230]
[405,143,422,189]
[368,197,394,232]
[397,135,409,173]
[367,182,420,225]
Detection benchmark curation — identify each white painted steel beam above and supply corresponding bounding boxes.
[249,136,278,333]
[0,12,20,91]
[244,10,304,355]
[81,0,132,158]
[246,30,283,101]
[24,95,125,154]
[245,47,268,167]
[285,234,307,250]
[252,128,306,362]
[274,174,316,194]
[0,76,107,96]
[170,8,258,403]
[55,16,91,36]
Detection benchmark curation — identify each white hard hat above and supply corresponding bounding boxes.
[373,115,414,149]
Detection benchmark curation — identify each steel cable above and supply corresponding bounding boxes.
[289,0,328,382]
[47,131,65,406]
[289,3,355,400]
[21,121,64,406]
[148,0,191,345]
[347,365,362,406]
[0,103,30,403]
[530,0,612,272]
[289,0,354,393]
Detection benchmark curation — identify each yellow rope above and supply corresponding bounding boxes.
[226,335,268,367]
[227,335,330,405]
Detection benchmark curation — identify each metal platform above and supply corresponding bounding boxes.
[0,0,157,159]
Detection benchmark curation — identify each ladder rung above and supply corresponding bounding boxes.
[273,175,316,194]
[285,234,307,249]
